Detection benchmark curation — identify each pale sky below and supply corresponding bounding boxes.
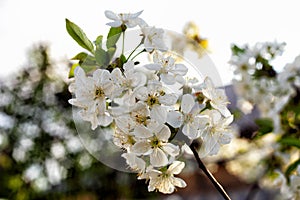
[1,0,300,85]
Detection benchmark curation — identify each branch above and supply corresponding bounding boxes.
[189,141,231,200]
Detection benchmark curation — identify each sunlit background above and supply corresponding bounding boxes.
[1,1,300,200]
[1,0,300,84]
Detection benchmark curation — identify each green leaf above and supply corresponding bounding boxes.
[107,47,116,61]
[71,52,88,61]
[231,44,246,56]
[285,158,300,182]
[68,63,79,78]
[279,137,300,149]
[254,118,273,138]
[95,35,104,49]
[120,54,127,64]
[68,61,97,78]
[66,18,94,54]
[106,26,123,49]
[71,52,97,67]
[95,48,108,67]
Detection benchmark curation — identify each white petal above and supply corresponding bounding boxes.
[98,113,113,127]
[134,125,153,138]
[111,68,124,84]
[106,21,122,27]
[147,80,162,93]
[196,115,210,129]
[130,10,143,18]
[199,134,218,157]
[162,143,180,157]
[150,105,167,124]
[219,132,233,144]
[104,10,119,20]
[166,111,183,128]
[144,63,161,71]
[168,161,185,175]
[99,70,111,84]
[150,148,168,167]
[212,103,231,118]
[181,94,195,114]
[159,93,178,105]
[121,153,145,171]
[172,177,187,188]
[175,75,185,84]
[131,72,147,87]
[172,64,188,76]
[123,61,135,76]
[160,73,176,85]
[132,141,152,155]
[155,124,171,141]
[182,123,199,139]
[133,86,148,101]
[96,97,106,114]
[135,18,148,28]
[115,115,135,131]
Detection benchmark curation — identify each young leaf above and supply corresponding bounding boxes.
[71,52,88,61]
[107,47,116,61]
[231,44,246,56]
[106,26,123,49]
[66,19,95,54]
[69,63,79,78]
[69,57,98,78]
[279,137,300,149]
[95,35,104,49]
[95,48,108,67]
[254,118,273,138]
[285,158,300,182]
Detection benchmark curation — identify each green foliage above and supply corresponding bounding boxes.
[106,26,123,49]
[230,44,246,56]
[254,118,273,138]
[285,158,300,182]
[279,137,300,149]
[65,19,95,54]
[66,21,126,74]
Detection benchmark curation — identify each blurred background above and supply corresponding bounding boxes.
[1,1,300,199]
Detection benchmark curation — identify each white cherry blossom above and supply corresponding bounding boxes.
[121,152,146,174]
[133,80,178,124]
[69,67,114,130]
[198,110,233,157]
[167,94,205,139]
[147,161,187,194]
[105,10,147,28]
[196,77,231,117]
[112,101,150,132]
[144,52,188,85]
[141,26,167,52]
[111,61,147,105]
[132,121,180,167]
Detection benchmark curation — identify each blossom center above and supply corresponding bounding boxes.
[94,87,105,99]
[184,113,193,123]
[147,94,159,106]
[150,137,161,148]
[195,92,205,104]
[134,114,148,125]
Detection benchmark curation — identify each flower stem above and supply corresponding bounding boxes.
[122,31,125,55]
[130,48,146,61]
[189,141,231,200]
[126,40,143,61]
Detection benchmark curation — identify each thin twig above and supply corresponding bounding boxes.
[189,141,231,200]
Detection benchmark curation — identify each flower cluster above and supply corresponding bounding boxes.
[230,41,300,199]
[67,10,233,194]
